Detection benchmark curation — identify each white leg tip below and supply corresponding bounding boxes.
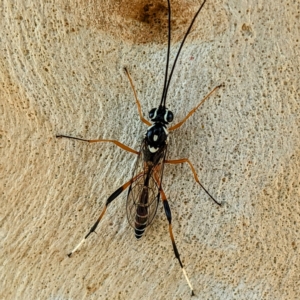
[68,238,85,256]
[182,268,194,293]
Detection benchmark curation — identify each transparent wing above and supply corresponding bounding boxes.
[126,139,167,237]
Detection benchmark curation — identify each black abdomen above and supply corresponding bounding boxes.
[134,180,149,239]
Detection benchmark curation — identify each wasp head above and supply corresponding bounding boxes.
[148,105,173,125]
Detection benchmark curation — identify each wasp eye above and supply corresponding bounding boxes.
[166,111,173,122]
[149,108,156,119]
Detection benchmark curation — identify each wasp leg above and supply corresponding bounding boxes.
[165,158,221,206]
[169,85,223,131]
[155,179,194,296]
[56,135,139,155]
[124,67,151,126]
[68,171,144,257]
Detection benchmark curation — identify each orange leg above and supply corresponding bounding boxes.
[56,135,139,155]
[165,158,221,206]
[153,174,194,296]
[169,84,222,131]
[124,67,151,126]
[68,171,144,257]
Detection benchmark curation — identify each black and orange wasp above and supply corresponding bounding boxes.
[57,0,223,295]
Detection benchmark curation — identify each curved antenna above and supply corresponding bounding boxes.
[163,0,208,105]
[159,0,171,107]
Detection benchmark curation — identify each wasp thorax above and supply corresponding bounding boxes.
[146,124,168,152]
[149,106,174,124]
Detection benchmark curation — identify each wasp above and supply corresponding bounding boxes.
[57,0,223,295]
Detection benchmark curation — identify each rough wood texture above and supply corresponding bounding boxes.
[1,0,299,299]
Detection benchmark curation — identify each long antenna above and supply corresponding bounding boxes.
[163,0,208,105]
[160,0,171,107]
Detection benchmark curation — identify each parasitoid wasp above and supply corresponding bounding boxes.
[57,0,223,295]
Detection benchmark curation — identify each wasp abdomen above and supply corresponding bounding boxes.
[134,180,150,239]
[134,204,148,239]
